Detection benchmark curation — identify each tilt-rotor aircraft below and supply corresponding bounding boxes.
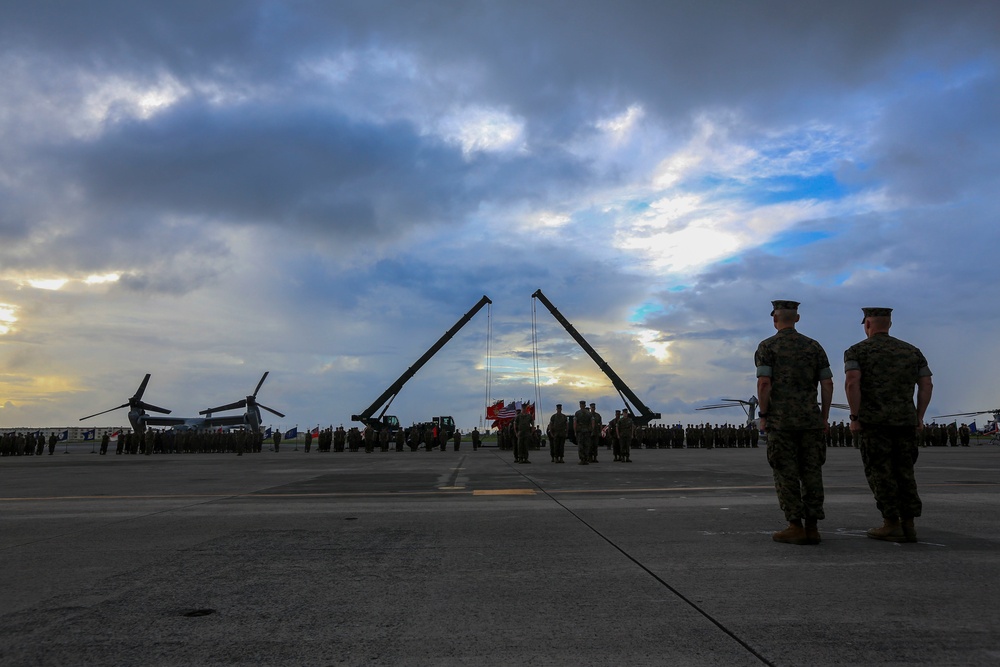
[80,372,284,435]
[698,396,849,432]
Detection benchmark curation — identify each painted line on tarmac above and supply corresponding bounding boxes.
[473,489,536,496]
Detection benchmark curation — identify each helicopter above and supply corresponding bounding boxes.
[932,409,1000,445]
[80,372,284,435]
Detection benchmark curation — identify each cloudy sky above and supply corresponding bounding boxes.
[2,1,998,432]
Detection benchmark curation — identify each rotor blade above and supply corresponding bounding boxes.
[138,402,172,415]
[80,403,129,421]
[133,374,151,400]
[697,405,736,410]
[933,410,996,418]
[257,403,285,418]
[720,398,750,404]
[831,403,850,411]
[253,371,269,398]
[199,400,247,415]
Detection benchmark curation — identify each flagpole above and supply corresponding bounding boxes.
[294,424,299,451]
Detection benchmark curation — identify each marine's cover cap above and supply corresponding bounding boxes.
[861,307,892,323]
[770,300,800,316]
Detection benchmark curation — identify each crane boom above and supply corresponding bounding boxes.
[351,295,493,430]
[532,289,661,426]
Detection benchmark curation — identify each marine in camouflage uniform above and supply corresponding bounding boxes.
[573,400,594,465]
[755,300,834,546]
[589,403,602,462]
[609,410,622,461]
[617,409,634,463]
[514,409,533,463]
[845,307,932,543]
[547,404,568,463]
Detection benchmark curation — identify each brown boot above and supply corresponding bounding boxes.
[901,518,918,543]
[805,519,821,545]
[772,519,808,545]
[867,518,906,542]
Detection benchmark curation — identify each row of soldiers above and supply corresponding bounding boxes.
[301,425,485,453]
[3,418,975,459]
[0,431,60,456]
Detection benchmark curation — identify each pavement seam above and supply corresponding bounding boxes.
[492,448,777,667]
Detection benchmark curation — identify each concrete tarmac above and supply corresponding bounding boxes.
[1,444,998,666]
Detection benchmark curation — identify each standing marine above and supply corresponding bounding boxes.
[845,307,933,543]
[755,300,833,546]
[514,408,533,463]
[547,404,568,463]
[574,400,594,465]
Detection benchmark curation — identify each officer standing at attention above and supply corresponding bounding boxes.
[272,428,282,453]
[589,403,603,462]
[755,300,834,546]
[547,404,568,463]
[574,400,594,465]
[845,307,933,543]
[617,408,635,463]
[514,408,533,463]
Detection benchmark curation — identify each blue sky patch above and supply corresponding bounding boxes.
[762,229,835,256]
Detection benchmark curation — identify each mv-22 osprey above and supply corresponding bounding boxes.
[80,372,284,435]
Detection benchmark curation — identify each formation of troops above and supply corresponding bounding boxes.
[0,418,978,458]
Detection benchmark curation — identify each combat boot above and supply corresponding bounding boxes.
[772,519,808,545]
[804,519,821,545]
[901,518,918,543]
[867,518,906,542]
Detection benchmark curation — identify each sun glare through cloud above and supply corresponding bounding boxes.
[26,278,68,291]
[0,304,17,335]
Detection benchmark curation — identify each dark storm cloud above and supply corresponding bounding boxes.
[869,71,1000,203]
[9,2,998,123]
[56,102,471,237]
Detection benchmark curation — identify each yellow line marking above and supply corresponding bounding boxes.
[438,486,466,490]
[473,489,536,496]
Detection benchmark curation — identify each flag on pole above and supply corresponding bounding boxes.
[83,428,96,441]
[284,427,298,440]
[311,427,320,438]
[970,422,977,433]
[264,427,272,438]
[58,430,69,441]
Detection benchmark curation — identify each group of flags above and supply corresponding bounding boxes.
[262,427,301,439]
[955,421,997,435]
[485,400,535,429]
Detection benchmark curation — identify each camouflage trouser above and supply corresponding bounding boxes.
[515,432,530,460]
[550,435,565,459]
[619,432,632,460]
[576,433,592,462]
[860,426,922,519]
[766,429,826,521]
